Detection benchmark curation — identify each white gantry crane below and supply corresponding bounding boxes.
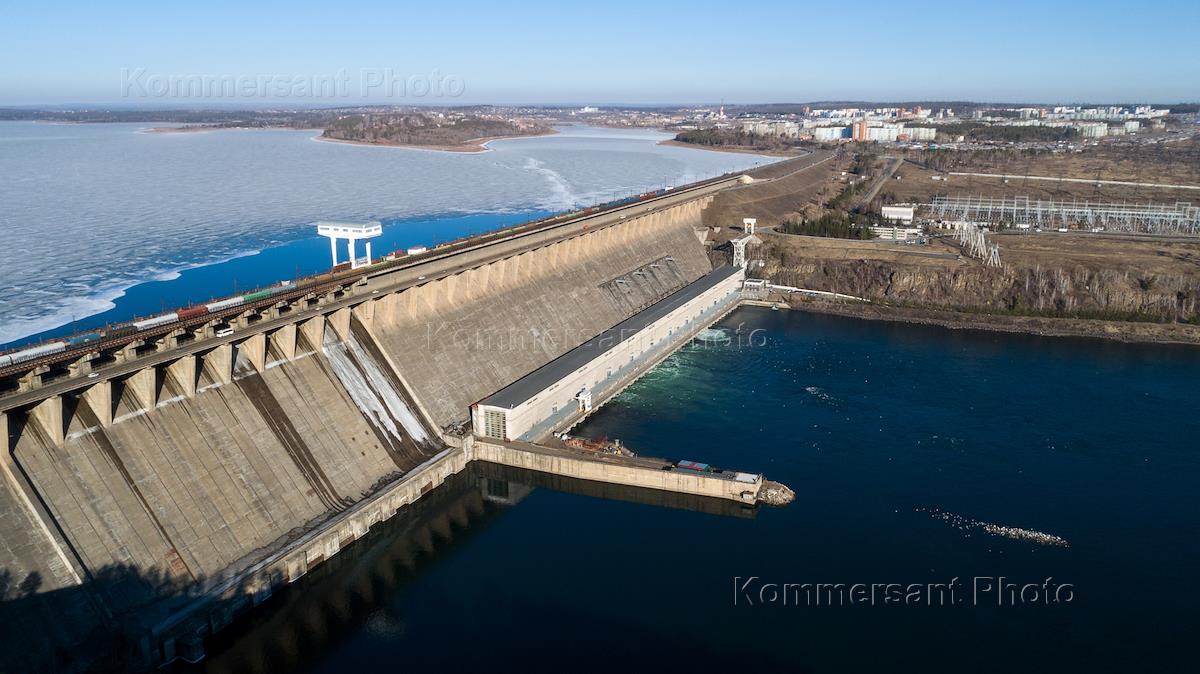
[317,220,383,269]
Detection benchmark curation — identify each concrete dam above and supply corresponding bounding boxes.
[0,172,785,668]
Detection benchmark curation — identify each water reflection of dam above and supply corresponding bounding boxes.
[193,469,496,674]
[194,463,750,673]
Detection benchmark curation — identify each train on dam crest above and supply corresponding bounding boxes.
[0,186,683,372]
[0,281,298,368]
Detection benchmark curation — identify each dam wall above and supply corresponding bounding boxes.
[0,180,729,669]
[7,313,440,605]
[0,314,441,670]
[368,197,715,429]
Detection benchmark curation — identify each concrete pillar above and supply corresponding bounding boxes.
[128,367,157,410]
[353,300,375,330]
[523,251,540,283]
[329,307,351,342]
[17,371,38,393]
[69,354,93,377]
[206,343,233,385]
[620,219,634,244]
[465,267,485,302]
[347,239,356,269]
[242,333,267,372]
[299,316,325,352]
[400,290,418,322]
[32,396,65,446]
[330,236,339,267]
[272,323,297,361]
[442,274,459,307]
[167,355,197,397]
[83,380,113,428]
[506,254,525,286]
[117,343,135,363]
[375,293,398,326]
[0,413,83,586]
[365,241,372,265]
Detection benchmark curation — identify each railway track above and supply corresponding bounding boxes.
[0,172,744,383]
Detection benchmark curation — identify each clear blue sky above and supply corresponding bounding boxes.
[1,0,1197,106]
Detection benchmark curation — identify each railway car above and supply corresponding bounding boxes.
[66,332,102,347]
[105,324,138,339]
[177,306,209,320]
[132,313,178,331]
[0,341,67,368]
[205,297,244,312]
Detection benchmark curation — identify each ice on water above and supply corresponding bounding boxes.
[0,123,775,344]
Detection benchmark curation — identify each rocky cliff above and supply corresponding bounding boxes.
[764,251,1200,323]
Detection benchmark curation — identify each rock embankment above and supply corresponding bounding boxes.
[759,480,795,507]
[768,258,1200,322]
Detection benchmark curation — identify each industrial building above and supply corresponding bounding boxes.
[817,123,932,143]
[813,126,851,141]
[472,265,744,442]
[870,224,924,241]
[902,127,936,141]
[881,205,916,224]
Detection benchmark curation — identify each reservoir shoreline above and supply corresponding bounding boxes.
[657,138,805,156]
[0,123,776,348]
[313,127,560,153]
[778,297,1200,346]
[763,296,1200,342]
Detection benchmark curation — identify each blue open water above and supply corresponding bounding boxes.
[196,306,1200,673]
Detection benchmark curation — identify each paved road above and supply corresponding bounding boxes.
[858,155,902,207]
[1,175,744,409]
[948,171,1200,191]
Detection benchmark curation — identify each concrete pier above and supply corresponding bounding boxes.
[472,439,766,505]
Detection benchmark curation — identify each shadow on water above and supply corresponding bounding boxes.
[183,468,501,674]
[191,464,778,674]
[0,461,766,673]
[0,561,194,672]
[0,468,498,673]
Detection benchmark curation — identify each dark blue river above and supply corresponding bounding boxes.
[195,306,1200,673]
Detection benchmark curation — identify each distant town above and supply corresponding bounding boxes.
[3,101,1196,152]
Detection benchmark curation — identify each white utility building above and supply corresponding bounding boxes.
[472,266,744,442]
[317,220,383,269]
[881,205,916,224]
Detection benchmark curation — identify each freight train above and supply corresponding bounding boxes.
[0,281,296,369]
[2,181,690,371]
